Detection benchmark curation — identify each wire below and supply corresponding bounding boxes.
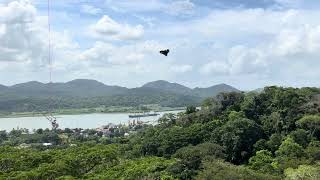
[46,0,59,130]
[48,0,52,83]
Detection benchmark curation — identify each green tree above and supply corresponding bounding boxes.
[249,150,275,174]
[196,160,280,180]
[274,137,306,171]
[276,137,304,158]
[266,133,284,153]
[228,111,245,121]
[285,165,320,180]
[296,115,320,138]
[305,140,320,162]
[289,129,309,147]
[86,157,175,180]
[186,106,197,114]
[212,118,263,164]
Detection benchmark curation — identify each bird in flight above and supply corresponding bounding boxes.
[160,49,170,56]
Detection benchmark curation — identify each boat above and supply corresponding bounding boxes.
[128,112,160,118]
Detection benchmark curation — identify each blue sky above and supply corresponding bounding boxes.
[0,0,320,90]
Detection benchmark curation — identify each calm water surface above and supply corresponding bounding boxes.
[0,111,182,131]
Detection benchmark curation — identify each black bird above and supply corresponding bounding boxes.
[160,49,170,56]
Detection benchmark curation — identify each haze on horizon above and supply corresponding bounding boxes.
[0,0,320,90]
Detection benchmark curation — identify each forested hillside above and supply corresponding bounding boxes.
[0,79,239,112]
[1,86,320,179]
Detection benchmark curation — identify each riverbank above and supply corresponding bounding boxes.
[0,106,186,118]
[0,110,184,131]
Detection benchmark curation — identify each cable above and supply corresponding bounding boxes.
[48,0,52,83]
[46,0,59,130]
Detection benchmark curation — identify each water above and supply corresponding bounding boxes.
[0,111,182,131]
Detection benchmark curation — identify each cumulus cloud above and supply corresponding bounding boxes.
[90,15,144,41]
[0,0,36,23]
[228,46,267,75]
[200,46,267,76]
[272,25,320,57]
[2,0,320,89]
[0,0,80,83]
[0,0,44,62]
[79,41,149,66]
[200,61,229,75]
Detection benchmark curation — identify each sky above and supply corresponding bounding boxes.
[0,0,320,90]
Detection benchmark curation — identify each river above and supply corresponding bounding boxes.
[0,111,182,131]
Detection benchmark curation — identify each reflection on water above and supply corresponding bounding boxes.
[0,111,182,131]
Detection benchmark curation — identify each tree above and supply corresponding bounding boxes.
[86,157,175,180]
[0,131,7,144]
[36,129,43,134]
[285,165,320,180]
[289,129,309,147]
[266,133,283,153]
[228,111,245,121]
[296,115,320,138]
[212,118,263,164]
[305,140,320,162]
[158,113,177,127]
[196,160,280,180]
[216,92,244,112]
[276,137,304,158]
[170,143,226,179]
[261,112,283,135]
[249,150,275,174]
[274,137,306,171]
[186,106,197,114]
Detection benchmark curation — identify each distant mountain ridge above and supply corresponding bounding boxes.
[0,79,240,112]
[2,79,128,97]
[193,84,240,98]
[0,79,240,98]
[0,79,239,98]
[142,80,192,95]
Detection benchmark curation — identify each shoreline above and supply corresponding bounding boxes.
[0,107,186,119]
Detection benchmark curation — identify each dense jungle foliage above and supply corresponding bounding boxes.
[1,86,320,179]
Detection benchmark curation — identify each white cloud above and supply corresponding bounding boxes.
[90,15,144,41]
[0,0,36,24]
[78,41,114,64]
[0,0,43,62]
[228,46,267,75]
[200,45,267,76]
[104,0,195,17]
[200,61,229,75]
[81,4,102,15]
[272,25,320,57]
[79,41,147,66]
[104,0,164,13]
[170,64,193,73]
[1,0,320,89]
[0,0,81,83]
[166,0,195,17]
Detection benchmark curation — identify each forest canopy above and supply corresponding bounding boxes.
[0,86,320,179]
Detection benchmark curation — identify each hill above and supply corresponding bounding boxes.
[4,79,128,97]
[0,79,240,112]
[193,83,240,97]
[142,80,192,95]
